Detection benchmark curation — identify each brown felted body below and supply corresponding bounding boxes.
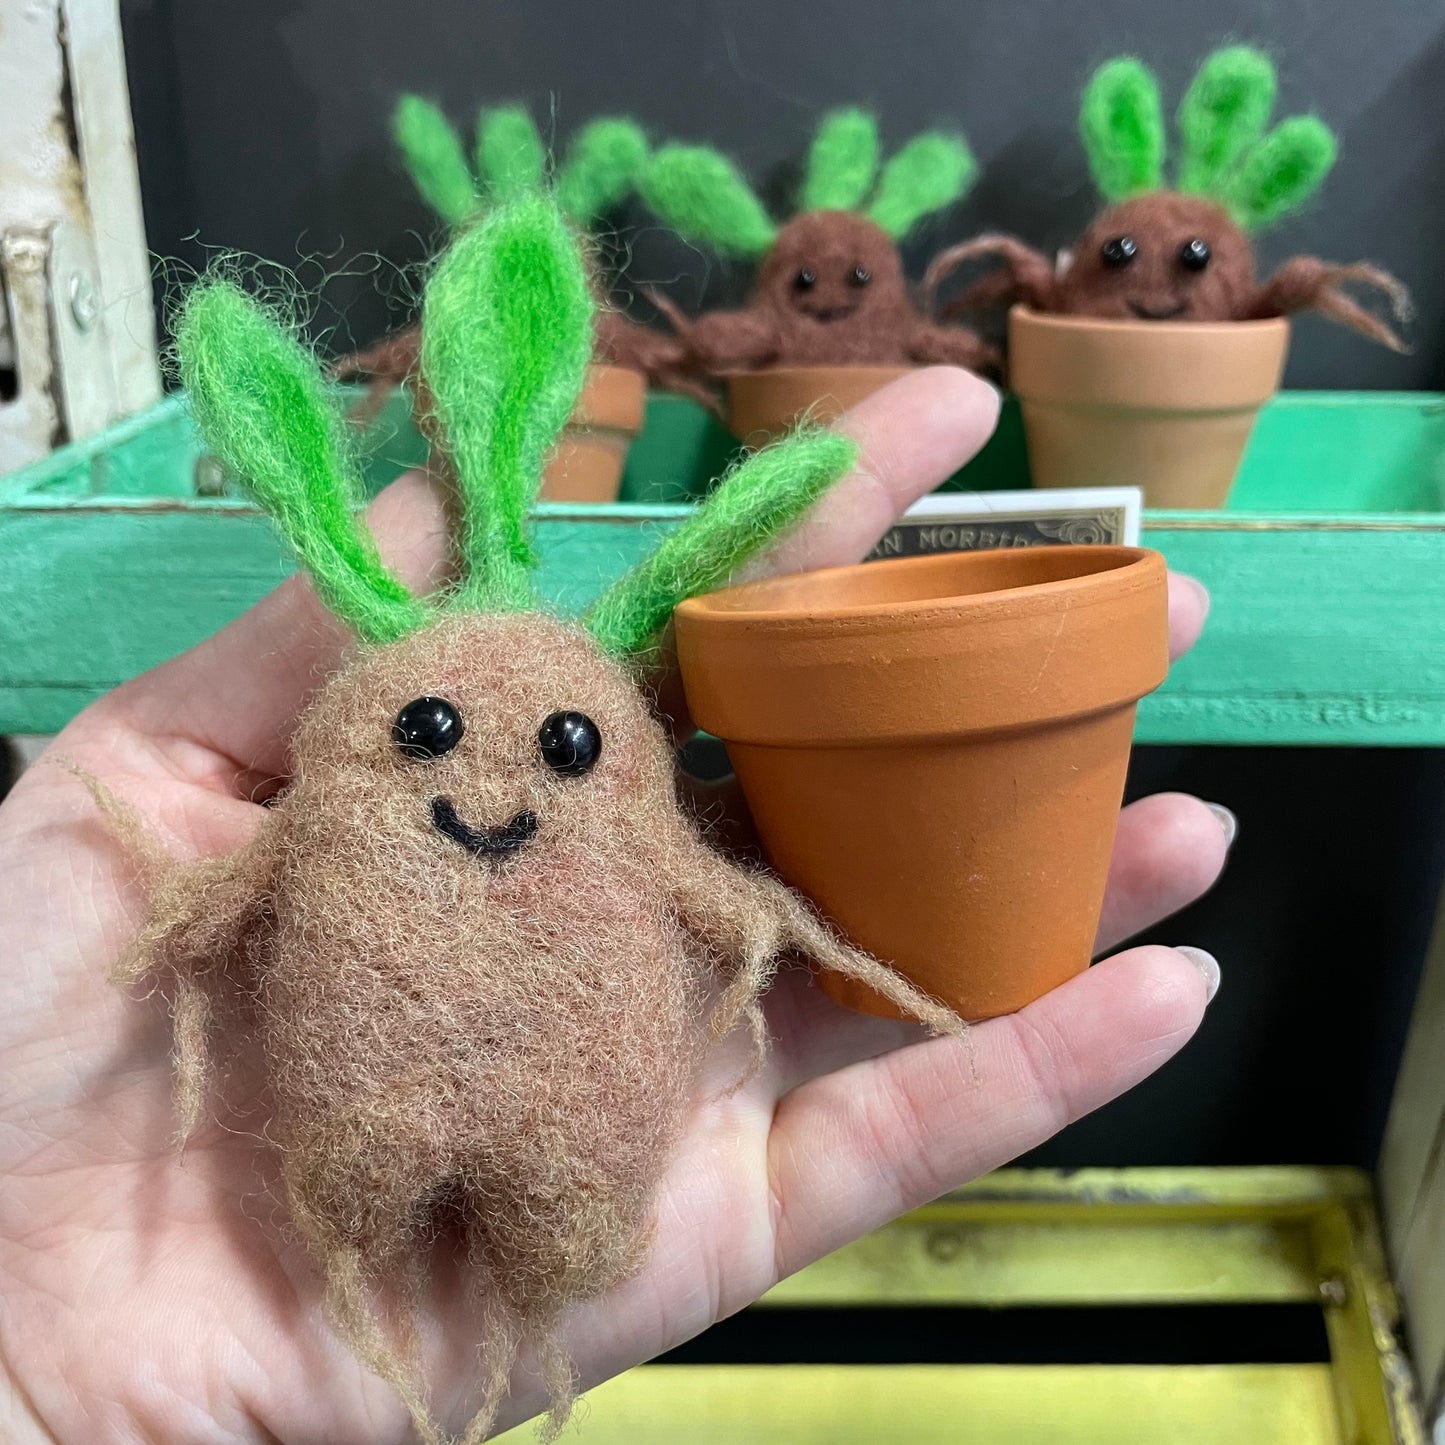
[266,615,703,1300]
[122,610,959,1444]
[933,193,1408,350]
[1055,195,1256,321]
[668,211,996,373]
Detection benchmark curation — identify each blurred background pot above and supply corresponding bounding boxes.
[539,363,647,503]
[726,365,911,444]
[1009,306,1289,509]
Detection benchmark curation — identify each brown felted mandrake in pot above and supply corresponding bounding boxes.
[97,194,961,1445]
[925,46,1410,346]
[638,109,997,439]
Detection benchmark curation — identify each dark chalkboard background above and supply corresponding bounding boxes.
[120,0,1445,387]
[116,1,1445,1169]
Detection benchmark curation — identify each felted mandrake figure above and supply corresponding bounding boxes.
[927,47,1408,349]
[337,97,701,412]
[114,195,960,1445]
[639,108,997,372]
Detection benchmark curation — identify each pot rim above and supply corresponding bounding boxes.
[674,544,1158,629]
[1009,303,1290,342]
[674,546,1168,744]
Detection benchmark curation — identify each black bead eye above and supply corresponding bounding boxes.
[393,696,464,762]
[1101,235,1138,268]
[538,711,602,778]
[1178,237,1211,272]
[794,268,817,291]
[850,265,871,287]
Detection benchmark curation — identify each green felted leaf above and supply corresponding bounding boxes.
[393,94,480,228]
[1080,57,1166,201]
[1177,46,1277,198]
[421,195,593,612]
[556,117,649,223]
[801,108,880,213]
[639,145,777,257]
[476,106,547,200]
[1228,115,1337,229]
[865,131,976,238]
[176,280,427,644]
[584,430,857,658]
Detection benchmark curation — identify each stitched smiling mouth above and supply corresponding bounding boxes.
[801,304,860,323]
[431,797,538,857]
[1128,300,1189,320]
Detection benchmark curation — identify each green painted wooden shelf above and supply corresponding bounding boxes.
[3,389,1444,743]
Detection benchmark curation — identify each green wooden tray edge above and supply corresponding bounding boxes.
[4,390,1445,744]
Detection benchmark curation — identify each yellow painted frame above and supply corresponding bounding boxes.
[497,1168,1423,1444]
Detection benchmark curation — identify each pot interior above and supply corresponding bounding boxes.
[691,546,1149,619]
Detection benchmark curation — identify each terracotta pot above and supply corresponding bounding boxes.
[540,363,647,503]
[726,365,911,444]
[674,545,1168,1021]
[1008,306,1289,509]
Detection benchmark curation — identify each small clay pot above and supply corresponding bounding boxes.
[1009,306,1289,509]
[674,545,1168,1020]
[726,365,911,444]
[541,363,647,503]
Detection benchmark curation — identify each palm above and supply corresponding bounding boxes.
[0,372,1227,1443]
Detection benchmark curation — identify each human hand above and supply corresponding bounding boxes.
[0,368,1227,1442]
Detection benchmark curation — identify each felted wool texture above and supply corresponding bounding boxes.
[1245,256,1410,351]
[1078,48,1334,232]
[941,193,1408,349]
[177,281,429,646]
[645,115,974,256]
[1054,193,1259,322]
[801,109,880,214]
[742,210,927,362]
[585,428,856,658]
[117,833,278,1138]
[335,309,704,427]
[677,211,996,372]
[420,196,594,613]
[1226,115,1337,230]
[122,610,964,1443]
[268,617,705,1316]
[59,760,270,1140]
[1177,46,1277,200]
[155,192,975,1443]
[1080,57,1166,203]
[640,145,779,257]
[1051,194,1406,349]
[865,132,976,241]
[394,97,647,230]
[556,117,650,224]
[394,94,480,228]
[477,106,547,200]
[939,50,1402,338]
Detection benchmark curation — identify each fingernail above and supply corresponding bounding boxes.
[1205,802,1238,849]
[1179,572,1211,620]
[1174,945,1221,1002]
